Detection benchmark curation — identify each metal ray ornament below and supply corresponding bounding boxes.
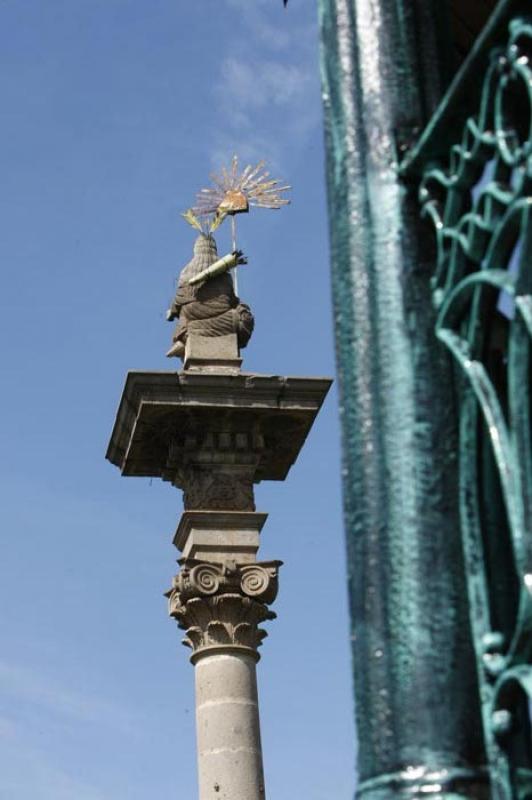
[184,155,290,293]
[193,155,291,262]
[193,155,290,216]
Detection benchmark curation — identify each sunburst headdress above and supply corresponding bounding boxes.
[193,155,290,219]
[181,155,290,290]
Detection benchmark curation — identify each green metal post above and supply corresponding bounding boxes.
[318,2,487,797]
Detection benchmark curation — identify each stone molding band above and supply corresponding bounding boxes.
[189,643,261,665]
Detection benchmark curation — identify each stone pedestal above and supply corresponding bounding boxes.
[106,361,331,799]
[184,333,242,374]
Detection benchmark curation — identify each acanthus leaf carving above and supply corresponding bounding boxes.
[167,558,281,657]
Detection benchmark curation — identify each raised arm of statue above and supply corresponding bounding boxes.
[188,250,247,286]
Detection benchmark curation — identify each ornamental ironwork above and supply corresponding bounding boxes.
[414,15,532,800]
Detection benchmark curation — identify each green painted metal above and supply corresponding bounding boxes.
[410,12,532,798]
[318,1,486,798]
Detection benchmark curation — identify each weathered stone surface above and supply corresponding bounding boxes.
[168,591,276,660]
[106,366,330,800]
[169,558,280,613]
[169,424,263,510]
[167,505,279,800]
[106,371,332,486]
[169,511,280,661]
[169,508,281,689]
[177,465,257,511]
[184,333,242,374]
[175,511,267,563]
[166,234,253,360]
[168,510,279,800]
[195,651,265,800]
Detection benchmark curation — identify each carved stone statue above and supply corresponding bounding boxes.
[166,233,254,359]
[166,156,290,359]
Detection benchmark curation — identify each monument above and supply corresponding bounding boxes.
[106,157,331,800]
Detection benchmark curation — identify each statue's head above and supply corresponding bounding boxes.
[179,233,219,286]
[193,233,218,259]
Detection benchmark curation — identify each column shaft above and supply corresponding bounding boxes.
[318,1,486,796]
[195,652,265,800]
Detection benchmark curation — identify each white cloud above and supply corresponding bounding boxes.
[210,1,320,173]
[220,57,311,111]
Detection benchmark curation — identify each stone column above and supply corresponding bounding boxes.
[106,341,331,800]
[166,511,280,800]
[194,652,264,800]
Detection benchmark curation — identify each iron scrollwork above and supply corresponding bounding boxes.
[417,16,532,800]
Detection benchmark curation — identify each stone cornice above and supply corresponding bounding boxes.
[105,370,332,483]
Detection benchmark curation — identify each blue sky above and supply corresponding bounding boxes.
[0,1,355,798]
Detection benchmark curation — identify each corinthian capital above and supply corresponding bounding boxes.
[166,559,281,660]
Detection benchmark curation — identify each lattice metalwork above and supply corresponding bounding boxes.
[418,16,532,800]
